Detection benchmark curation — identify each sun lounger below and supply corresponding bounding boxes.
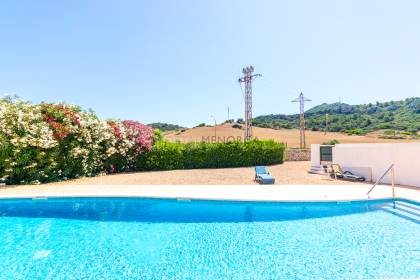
[330,164,366,182]
[255,166,275,184]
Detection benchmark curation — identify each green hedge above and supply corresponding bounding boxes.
[1,139,285,184]
[135,140,285,170]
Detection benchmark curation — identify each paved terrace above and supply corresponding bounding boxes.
[28,162,372,185]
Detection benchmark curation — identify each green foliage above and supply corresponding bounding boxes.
[136,140,285,171]
[322,139,340,145]
[0,98,153,185]
[1,98,286,185]
[344,128,366,135]
[379,129,418,139]
[253,97,420,133]
[232,123,243,129]
[406,127,419,135]
[152,129,164,143]
[383,130,396,136]
[195,123,206,128]
[148,122,185,132]
[0,135,10,183]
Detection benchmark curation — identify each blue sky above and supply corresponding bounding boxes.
[1,0,419,127]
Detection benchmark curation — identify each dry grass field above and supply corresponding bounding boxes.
[164,124,418,147]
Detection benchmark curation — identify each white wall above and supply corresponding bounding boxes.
[332,143,420,187]
[311,144,320,165]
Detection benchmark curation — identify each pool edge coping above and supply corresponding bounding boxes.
[0,194,418,204]
[0,184,418,204]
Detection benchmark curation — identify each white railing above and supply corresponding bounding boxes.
[367,164,395,198]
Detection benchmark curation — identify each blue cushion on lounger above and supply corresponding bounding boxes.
[258,174,275,184]
[255,166,268,175]
[255,166,275,184]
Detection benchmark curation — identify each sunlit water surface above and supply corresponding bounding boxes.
[0,198,418,279]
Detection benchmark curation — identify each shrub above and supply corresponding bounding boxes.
[103,120,153,172]
[344,128,366,135]
[40,103,118,179]
[0,98,153,184]
[406,127,419,135]
[322,139,340,145]
[383,130,396,136]
[0,97,284,185]
[0,99,61,184]
[136,140,285,171]
[232,124,243,129]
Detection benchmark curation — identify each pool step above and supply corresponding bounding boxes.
[381,201,420,223]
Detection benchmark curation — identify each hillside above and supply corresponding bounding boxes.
[164,124,418,148]
[253,97,420,134]
[148,122,186,132]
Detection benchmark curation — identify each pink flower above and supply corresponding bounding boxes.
[122,120,153,152]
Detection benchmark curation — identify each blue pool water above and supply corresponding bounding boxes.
[0,197,418,279]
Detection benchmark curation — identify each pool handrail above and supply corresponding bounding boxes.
[367,164,395,197]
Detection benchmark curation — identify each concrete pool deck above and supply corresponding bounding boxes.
[0,184,418,203]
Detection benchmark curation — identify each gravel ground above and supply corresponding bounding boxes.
[49,161,365,185]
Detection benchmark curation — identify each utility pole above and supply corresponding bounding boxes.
[227,106,230,122]
[238,66,261,141]
[338,97,342,113]
[292,92,311,149]
[210,115,216,139]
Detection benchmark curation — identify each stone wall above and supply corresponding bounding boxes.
[285,148,311,161]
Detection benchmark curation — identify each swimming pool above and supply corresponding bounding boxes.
[0,197,418,279]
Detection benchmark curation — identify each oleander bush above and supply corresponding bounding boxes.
[0,97,284,185]
[136,140,285,170]
[104,120,153,172]
[0,97,153,184]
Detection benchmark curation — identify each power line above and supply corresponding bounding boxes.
[292,92,311,149]
[238,66,261,141]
